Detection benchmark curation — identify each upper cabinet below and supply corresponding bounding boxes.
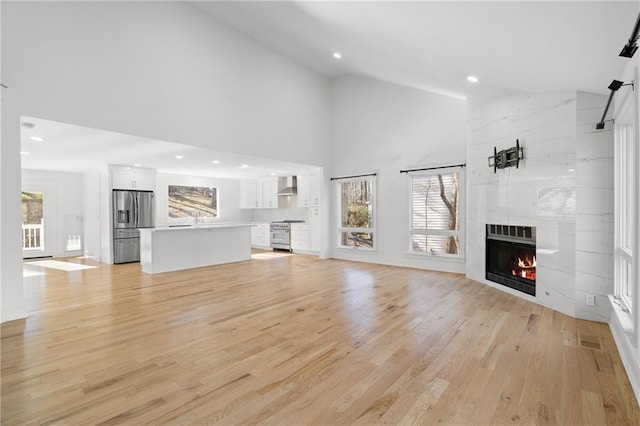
[296,175,310,208]
[240,181,261,209]
[297,174,321,208]
[261,178,278,209]
[309,174,320,207]
[240,178,278,209]
[111,167,156,191]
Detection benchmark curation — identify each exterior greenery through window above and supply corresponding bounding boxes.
[410,170,461,256]
[168,185,218,218]
[337,177,375,249]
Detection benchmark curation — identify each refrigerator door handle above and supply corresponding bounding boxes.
[134,193,139,228]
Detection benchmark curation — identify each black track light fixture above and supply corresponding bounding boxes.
[608,80,624,91]
[596,80,634,130]
[620,12,640,58]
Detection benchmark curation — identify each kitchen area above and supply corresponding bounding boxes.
[98,165,323,273]
[20,117,325,271]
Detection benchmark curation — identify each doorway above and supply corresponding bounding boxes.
[22,181,57,259]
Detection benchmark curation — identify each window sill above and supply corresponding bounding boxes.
[335,246,377,254]
[405,251,465,262]
[608,294,634,334]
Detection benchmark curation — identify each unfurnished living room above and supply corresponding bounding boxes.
[1,1,640,425]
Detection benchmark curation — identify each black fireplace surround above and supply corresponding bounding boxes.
[486,224,536,296]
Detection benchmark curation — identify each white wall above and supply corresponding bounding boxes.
[155,172,252,227]
[82,170,101,261]
[21,169,84,258]
[1,1,332,323]
[574,91,615,321]
[330,74,467,272]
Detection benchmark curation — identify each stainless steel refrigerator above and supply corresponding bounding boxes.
[113,190,155,264]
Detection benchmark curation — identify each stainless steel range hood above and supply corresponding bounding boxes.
[277,176,297,196]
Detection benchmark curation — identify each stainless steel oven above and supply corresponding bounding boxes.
[270,222,291,251]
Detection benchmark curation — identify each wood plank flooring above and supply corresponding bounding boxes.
[2,252,639,425]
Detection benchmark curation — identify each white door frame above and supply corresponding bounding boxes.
[22,179,57,259]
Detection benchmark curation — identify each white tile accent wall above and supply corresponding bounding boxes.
[574,92,615,322]
[466,92,613,320]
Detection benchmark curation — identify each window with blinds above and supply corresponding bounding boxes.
[409,170,462,257]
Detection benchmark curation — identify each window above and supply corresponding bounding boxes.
[614,92,636,314]
[168,185,218,219]
[21,191,44,251]
[336,176,375,249]
[409,169,463,257]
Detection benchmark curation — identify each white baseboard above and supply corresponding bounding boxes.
[1,306,29,323]
[609,316,640,407]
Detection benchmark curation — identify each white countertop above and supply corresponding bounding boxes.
[142,223,254,232]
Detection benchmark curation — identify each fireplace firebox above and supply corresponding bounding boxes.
[486,224,536,296]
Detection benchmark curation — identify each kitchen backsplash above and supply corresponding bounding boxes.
[253,207,309,223]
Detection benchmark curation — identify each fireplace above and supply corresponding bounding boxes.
[486,224,536,296]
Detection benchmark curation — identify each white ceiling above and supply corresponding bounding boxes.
[21,1,639,176]
[190,0,639,99]
[20,117,319,179]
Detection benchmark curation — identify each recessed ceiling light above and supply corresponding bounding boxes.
[333,52,342,59]
[134,163,142,167]
[20,151,29,155]
[568,168,575,172]
[241,164,249,168]
[270,172,276,176]
[29,136,44,142]
[212,160,220,164]
[467,75,479,83]
[175,155,184,159]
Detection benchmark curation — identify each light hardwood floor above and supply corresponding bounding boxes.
[2,252,639,425]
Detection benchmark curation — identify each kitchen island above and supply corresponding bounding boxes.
[139,223,253,274]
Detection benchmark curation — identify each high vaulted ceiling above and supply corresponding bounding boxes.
[19,1,640,176]
[190,0,639,99]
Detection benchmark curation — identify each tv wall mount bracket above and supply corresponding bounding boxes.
[488,139,524,173]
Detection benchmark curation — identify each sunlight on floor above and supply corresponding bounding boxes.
[23,268,46,278]
[251,252,292,260]
[24,260,97,271]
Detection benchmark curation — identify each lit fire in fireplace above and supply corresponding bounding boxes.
[512,255,536,281]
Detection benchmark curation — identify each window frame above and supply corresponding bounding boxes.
[407,167,465,259]
[335,174,377,251]
[613,88,638,327]
[167,184,219,221]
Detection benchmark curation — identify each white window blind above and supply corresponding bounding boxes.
[409,170,462,257]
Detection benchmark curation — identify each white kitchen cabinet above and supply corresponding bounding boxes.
[241,178,278,209]
[309,206,321,252]
[309,174,321,207]
[296,175,310,208]
[251,223,270,248]
[296,174,320,208]
[291,224,310,251]
[241,181,261,209]
[111,169,156,191]
[260,178,278,209]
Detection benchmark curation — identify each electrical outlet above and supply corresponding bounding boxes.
[586,294,595,306]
